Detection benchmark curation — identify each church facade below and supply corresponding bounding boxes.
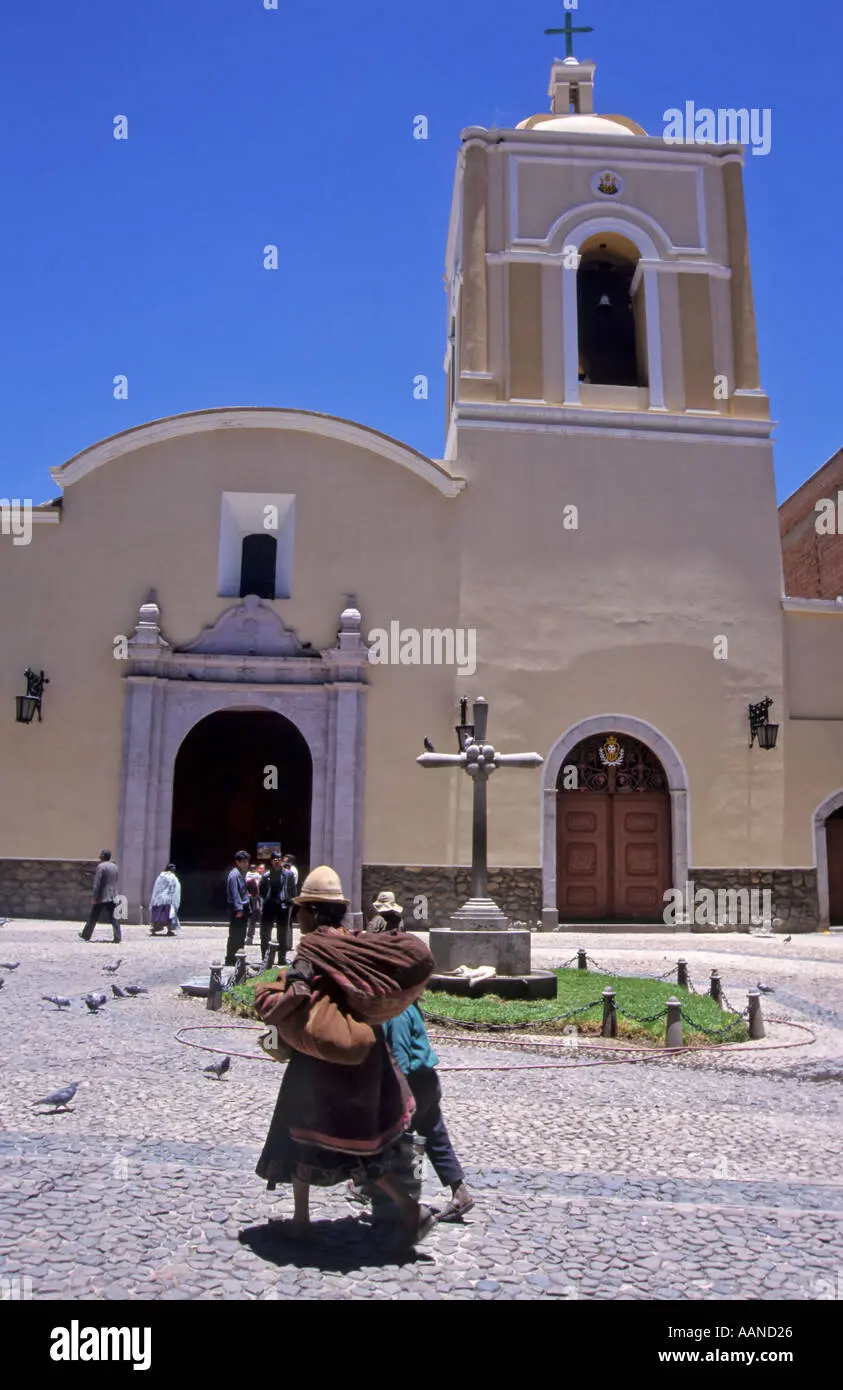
[2,58,842,932]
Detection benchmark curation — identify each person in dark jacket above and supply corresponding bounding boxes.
[79,851,122,944]
[259,853,294,960]
[225,851,251,965]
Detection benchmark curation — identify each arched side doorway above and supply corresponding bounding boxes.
[115,595,369,925]
[541,715,690,928]
[813,790,843,928]
[170,709,312,919]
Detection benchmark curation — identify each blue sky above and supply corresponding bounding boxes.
[1,0,839,502]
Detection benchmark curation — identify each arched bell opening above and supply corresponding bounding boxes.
[577,232,648,388]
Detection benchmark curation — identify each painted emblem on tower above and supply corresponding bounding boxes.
[598,734,624,767]
[592,170,623,197]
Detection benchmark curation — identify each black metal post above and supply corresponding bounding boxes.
[747,988,766,1039]
[677,959,689,990]
[665,996,683,1048]
[601,986,617,1038]
[207,962,223,1012]
[709,969,723,1008]
[577,948,588,971]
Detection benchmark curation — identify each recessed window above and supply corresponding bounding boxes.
[217,492,295,600]
[239,533,277,599]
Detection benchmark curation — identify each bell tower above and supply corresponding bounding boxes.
[443,56,771,458]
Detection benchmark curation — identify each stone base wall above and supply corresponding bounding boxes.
[361,865,543,929]
[0,860,820,933]
[0,859,99,921]
[685,869,819,933]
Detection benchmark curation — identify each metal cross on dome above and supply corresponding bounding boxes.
[417,697,543,902]
[544,7,594,59]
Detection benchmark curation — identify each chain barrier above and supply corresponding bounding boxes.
[614,1003,671,1025]
[678,1005,747,1038]
[566,955,700,994]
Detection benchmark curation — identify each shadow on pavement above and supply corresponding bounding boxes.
[239,1216,438,1273]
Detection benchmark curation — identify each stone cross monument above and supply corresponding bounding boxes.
[417,697,544,979]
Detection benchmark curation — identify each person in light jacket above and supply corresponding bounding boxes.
[149,864,182,937]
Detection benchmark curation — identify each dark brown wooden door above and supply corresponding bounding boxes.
[557,794,611,918]
[557,790,671,923]
[612,797,671,920]
[827,819,843,925]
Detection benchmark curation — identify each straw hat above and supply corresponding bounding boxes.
[293,864,349,905]
[372,890,403,915]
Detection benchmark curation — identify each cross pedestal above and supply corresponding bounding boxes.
[417,698,556,997]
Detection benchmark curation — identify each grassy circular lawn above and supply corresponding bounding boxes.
[224,967,748,1046]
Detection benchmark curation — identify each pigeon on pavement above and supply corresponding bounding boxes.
[124,984,148,996]
[756,981,775,994]
[0,978,4,990]
[110,983,126,998]
[84,992,108,1013]
[102,959,123,974]
[42,995,71,1010]
[0,962,20,970]
[33,1082,79,1111]
[203,1055,231,1080]
[783,935,792,944]
[423,737,435,752]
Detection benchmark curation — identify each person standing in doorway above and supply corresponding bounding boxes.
[225,851,251,965]
[260,853,293,961]
[79,851,122,944]
[245,863,264,946]
[149,863,182,937]
[284,854,299,894]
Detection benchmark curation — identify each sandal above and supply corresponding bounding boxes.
[438,1189,475,1223]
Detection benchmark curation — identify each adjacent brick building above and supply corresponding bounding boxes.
[780,448,843,598]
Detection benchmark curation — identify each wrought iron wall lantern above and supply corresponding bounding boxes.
[15,668,49,724]
[748,697,779,750]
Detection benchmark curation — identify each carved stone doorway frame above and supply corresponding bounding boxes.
[539,714,691,928]
[115,595,369,924]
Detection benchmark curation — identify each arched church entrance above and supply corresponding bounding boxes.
[169,709,312,920]
[557,732,671,922]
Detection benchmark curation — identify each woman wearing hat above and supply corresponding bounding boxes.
[368,890,404,932]
[254,865,438,1245]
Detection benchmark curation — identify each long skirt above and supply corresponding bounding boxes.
[256,1030,414,1189]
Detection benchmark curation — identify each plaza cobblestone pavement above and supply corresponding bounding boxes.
[1,921,842,1301]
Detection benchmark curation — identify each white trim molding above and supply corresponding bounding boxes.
[50,407,467,500]
[453,400,774,443]
[539,713,691,929]
[813,789,843,928]
[782,597,843,614]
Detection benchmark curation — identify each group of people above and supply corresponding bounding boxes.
[226,851,298,965]
[254,865,474,1243]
